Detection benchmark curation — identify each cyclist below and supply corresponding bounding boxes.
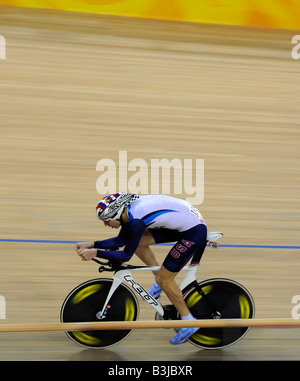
[76,193,207,345]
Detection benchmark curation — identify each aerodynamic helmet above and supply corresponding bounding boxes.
[96,193,139,221]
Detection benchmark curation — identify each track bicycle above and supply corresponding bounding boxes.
[60,232,255,349]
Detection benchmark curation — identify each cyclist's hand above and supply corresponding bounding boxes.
[78,248,97,261]
[76,241,94,254]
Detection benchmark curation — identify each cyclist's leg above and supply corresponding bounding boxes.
[157,224,207,344]
[134,229,159,272]
[134,229,164,298]
[136,228,181,267]
[155,265,199,344]
[155,265,190,317]
[145,228,182,298]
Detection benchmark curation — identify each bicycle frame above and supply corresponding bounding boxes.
[95,232,223,320]
[96,263,198,319]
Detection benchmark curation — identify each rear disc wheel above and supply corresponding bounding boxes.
[183,278,255,349]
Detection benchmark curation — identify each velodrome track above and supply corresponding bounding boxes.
[0,6,300,361]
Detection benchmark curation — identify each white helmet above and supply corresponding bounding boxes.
[96,193,139,221]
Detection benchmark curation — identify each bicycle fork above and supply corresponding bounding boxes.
[96,269,164,320]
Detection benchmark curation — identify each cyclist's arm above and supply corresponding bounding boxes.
[93,223,132,249]
[96,219,147,261]
[94,236,124,250]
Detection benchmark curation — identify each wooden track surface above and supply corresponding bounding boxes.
[0,6,300,361]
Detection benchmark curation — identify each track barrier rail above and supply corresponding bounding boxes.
[0,318,300,333]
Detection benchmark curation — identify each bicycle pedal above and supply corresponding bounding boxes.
[161,304,178,321]
[155,311,178,330]
[155,312,164,321]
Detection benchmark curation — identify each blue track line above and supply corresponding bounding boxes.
[0,238,299,249]
[0,238,77,244]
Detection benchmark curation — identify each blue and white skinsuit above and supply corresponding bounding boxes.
[94,194,207,272]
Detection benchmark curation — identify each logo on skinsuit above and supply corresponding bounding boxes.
[170,240,195,259]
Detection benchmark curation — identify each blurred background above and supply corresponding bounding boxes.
[0,0,299,361]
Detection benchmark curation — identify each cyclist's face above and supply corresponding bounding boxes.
[103,219,121,229]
